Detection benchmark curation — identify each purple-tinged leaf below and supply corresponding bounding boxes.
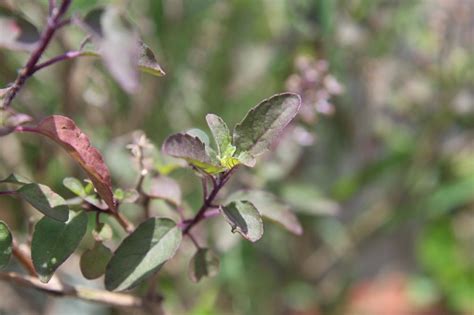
[142,174,182,206]
[162,133,224,174]
[233,93,301,156]
[36,115,116,212]
[0,6,40,51]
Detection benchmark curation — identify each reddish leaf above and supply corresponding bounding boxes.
[35,116,116,211]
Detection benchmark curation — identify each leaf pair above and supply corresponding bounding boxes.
[162,93,301,174]
[80,7,165,93]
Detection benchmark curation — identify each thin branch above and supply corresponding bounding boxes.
[187,233,201,249]
[182,167,238,234]
[2,0,73,108]
[31,51,82,74]
[0,190,17,196]
[12,241,37,277]
[201,176,208,200]
[0,272,150,309]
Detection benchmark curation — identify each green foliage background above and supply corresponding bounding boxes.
[0,0,473,314]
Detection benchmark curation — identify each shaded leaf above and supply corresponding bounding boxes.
[18,183,69,222]
[138,41,165,76]
[114,188,139,203]
[142,174,182,206]
[221,201,263,242]
[188,248,220,283]
[227,190,302,235]
[82,7,140,93]
[233,93,301,156]
[0,221,12,269]
[63,177,86,197]
[0,111,33,136]
[80,241,113,280]
[0,6,40,51]
[105,218,182,291]
[162,133,224,174]
[36,115,116,212]
[0,173,31,185]
[206,114,232,157]
[92,222,113,241]
[32,211,88,283]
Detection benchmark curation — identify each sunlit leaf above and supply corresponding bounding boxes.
[105,218,182,291]
[221,200,263,242]
[227,190,302,235]
[63,177,86,197]
[18,183,69,222]
[206,114,232,157]
[162,133,224,174]
[233,93,301,156]
[31,211,88,283]
[188,248,220,283]
[80,241,113,280]
[36,115,116,212]
[0,221,12,269]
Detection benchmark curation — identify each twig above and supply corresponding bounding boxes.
[0,190,17,196]
[0,272,149,308]
[182,167,238,234]
[12,241,37,277]
[2,0,73,108]
[31,51,82,74]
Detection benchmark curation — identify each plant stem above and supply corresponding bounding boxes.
[0,272,152,309]
[182,167,237,234]
[12,241,37,277]
[31,51,82,74]
[2,0,73,109]
[0,191,16,196]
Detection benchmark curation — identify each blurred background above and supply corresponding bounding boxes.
[0,0,473,314]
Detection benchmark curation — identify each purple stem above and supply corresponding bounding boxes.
[182,167,238,234]
[0,191,17,196]
[2,0,73,108]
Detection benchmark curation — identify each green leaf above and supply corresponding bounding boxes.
[113,188,139,203]
[188,248,220,283]
[162,133,224,174]
[233,93,301,156]
[31,211,88,283]
[17,183,69,222]
[82,6,140,93]
[236,151,256,167]
[0,173,32,185]
[92,222,113,241]
[63,177,86,197]
[105,218,182,291]
[227,190,302,235]
[206,114,232,157]
[142,174,182,206]
[221,201,263,242]
[138,41,165,76]
[0,221,12,269]
[80,241,113,280]
[0,6,40,51]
